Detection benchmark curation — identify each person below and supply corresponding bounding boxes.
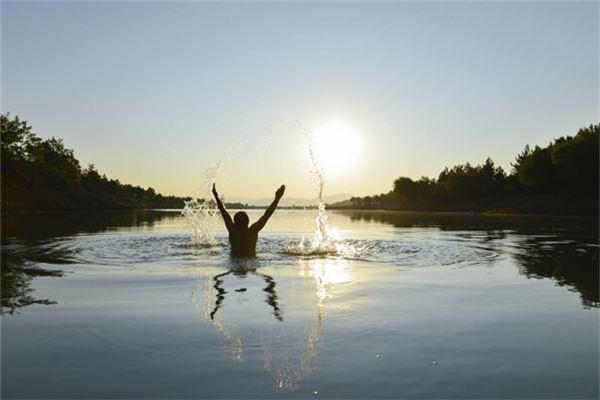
[212,183,285,257]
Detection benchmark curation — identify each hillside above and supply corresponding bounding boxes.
[1,113,189,214]
[1,161,130,214]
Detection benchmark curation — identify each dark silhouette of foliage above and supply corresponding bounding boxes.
[337,123,598,214]
[518,146,556,191]
[1,210,180,313]
[1,113,189,210]
[1,114,81,182]
[551,125,599,194]
[517,124,599,195]
[37,137,82,182]
[511,144,532,176]
[1,113,41,162]
[438,159,505,201]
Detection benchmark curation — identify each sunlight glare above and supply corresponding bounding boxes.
[311,121,362,176]
[307,258,352,301]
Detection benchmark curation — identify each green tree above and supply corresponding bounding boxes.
[37,137,82,182]
[518,146,556,191]
[551,124,599,193]
[1,113,41,162]
[81,164,104,192]
[511,144,532,176]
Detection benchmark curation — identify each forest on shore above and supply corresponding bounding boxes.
[1,113,191,213]
[333,124,598,215]
[1,113,598,215]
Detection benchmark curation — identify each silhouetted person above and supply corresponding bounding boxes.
[212,183,285,257]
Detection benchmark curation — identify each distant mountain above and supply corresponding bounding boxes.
[329,198,354,208]
[227,193,353,207]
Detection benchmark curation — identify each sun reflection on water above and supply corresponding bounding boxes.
[262,307,323,392]
[192,256,356,392]
[303,257,352,301]
[192,279,243,362]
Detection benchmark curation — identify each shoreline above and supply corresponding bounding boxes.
[2,206,596,219]
[330,208,598,219]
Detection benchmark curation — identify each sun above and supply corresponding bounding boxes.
[310,121,362,176]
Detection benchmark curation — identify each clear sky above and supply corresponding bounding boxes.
[2,1,597,200]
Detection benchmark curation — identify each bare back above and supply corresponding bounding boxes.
[212,184,285,258]
[228,226,259,257]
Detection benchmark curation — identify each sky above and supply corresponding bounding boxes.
[2,1,598,200]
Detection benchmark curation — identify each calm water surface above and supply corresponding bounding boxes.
[1,210,598,398]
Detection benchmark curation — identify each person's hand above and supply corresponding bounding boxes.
[212,183,218,197]
[275,185,285,199]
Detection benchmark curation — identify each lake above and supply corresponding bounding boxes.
[1,210,598,399]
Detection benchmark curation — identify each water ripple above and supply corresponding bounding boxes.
[42,232,500,269]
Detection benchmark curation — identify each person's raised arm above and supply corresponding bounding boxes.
[251,185,285,232]
[212,183,234,231]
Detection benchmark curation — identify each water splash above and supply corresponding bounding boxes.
[181,145,239,246]
[181,197,220,246]
[292,131,338,255]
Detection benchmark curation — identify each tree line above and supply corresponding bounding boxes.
[346,124,598,213]
[2,113,597,213]
[1,113,190,209]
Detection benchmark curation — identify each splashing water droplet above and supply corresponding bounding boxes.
[181,144,239,246]
[288,129,338,255]
[181,197,219,246]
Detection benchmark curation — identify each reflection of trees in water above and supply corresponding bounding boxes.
[1,247,64,314]
[1,236,80,313]
[194,258,350,392]
[340,210,596,232]
[1,210,179,314]
[2,210,179,240]
[513,237,599,308]
[339,210,598,308]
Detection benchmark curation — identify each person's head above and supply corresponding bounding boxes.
[233,211,249,229]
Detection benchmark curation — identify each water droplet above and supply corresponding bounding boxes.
[313,390,318,396]
[376,354,381,358]
[432,361,438,365]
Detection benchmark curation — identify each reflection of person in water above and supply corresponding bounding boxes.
[210,266,283,321]
[212,183,285,257]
